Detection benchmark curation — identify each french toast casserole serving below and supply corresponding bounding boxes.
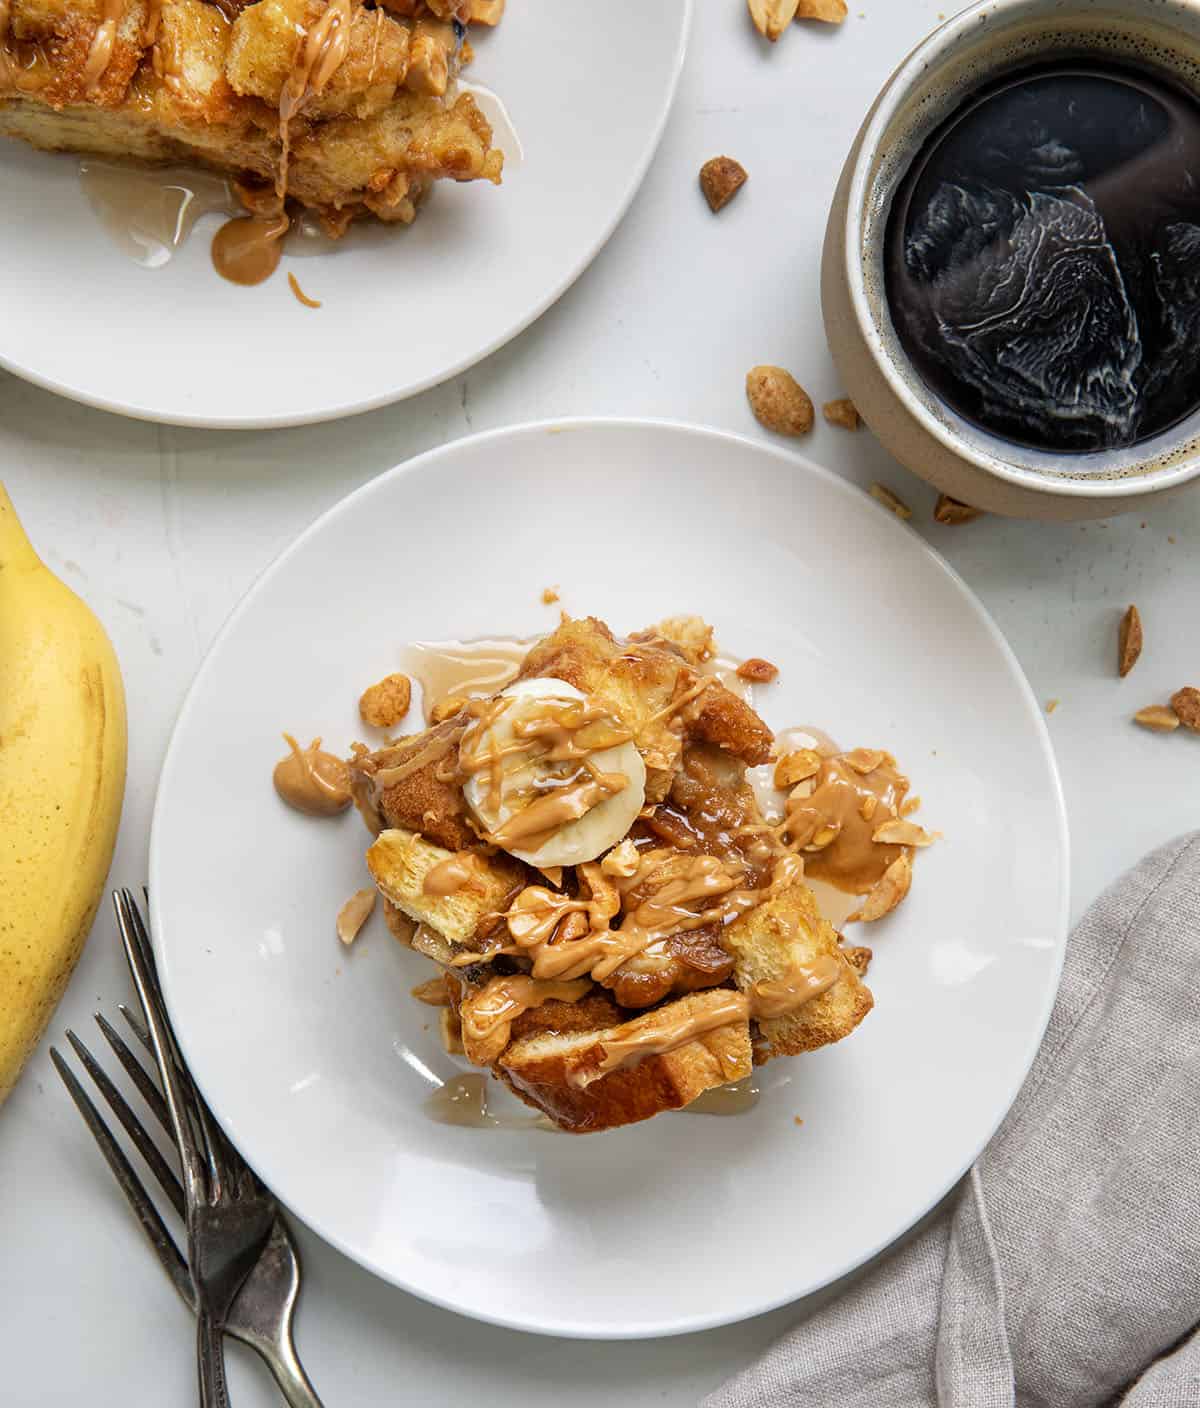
[0,0,504,252]
[288,614,936,1135]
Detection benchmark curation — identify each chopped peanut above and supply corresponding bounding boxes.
[359,672,412,729]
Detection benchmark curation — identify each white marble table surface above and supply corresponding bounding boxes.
[4,3,1199,1403]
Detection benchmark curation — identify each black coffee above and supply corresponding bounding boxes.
[885,63,1200,453]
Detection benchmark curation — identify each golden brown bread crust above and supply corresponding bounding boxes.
[0,0,502,226]
[497,1010,752,1134]
[365,826,525,947]
[517,617,773,800]
[350,719,477,851]
[350,616,887,1133]
[723,883,874,1057]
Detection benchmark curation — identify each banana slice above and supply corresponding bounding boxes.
[460,678,646,868]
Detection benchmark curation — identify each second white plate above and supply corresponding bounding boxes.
[150,419,1069,1337]
[0,2,689,427]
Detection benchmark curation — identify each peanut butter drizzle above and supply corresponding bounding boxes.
[643,675,716,729]
[371,724,464,789]
[401,637,537,725]
[459,974,591,1064]
[459,693,634,844]
[496,852,803,985]
[274,0,353,202]
[210,0,353,285]
[82,0,126,94]
[272,733,353,817]
[782,753,909,894]
[211,211,290,286]
[580,953,842,1083]
[488,768,627,850]
[287,271,322,308]
[423,851,488,897]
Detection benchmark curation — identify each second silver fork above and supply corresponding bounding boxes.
[113,887,276,1407]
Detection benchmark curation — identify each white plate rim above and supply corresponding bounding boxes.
[148,416,1071,1338]
[0,8,692,431]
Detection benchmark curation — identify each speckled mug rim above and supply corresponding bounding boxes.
[844,0,1200,500]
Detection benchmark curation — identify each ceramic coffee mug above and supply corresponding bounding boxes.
[822,0,1200,519]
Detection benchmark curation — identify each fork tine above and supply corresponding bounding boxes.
[50,1047,194,1310]
[95,1012,172,1139]
[117,1004,211,1174]
[76,1021,190,1222]
[65,1028,187,1221]
[113,890,206,1204]
[118,1002,151,1052]
[120,890,235,1198]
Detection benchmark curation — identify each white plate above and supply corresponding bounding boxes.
[0,4,689,429]
[150,419,1069,1338]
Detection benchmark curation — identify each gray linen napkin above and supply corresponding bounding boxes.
[706,831,1200,1408]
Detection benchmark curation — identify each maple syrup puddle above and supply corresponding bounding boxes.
[423,1072,555,1130]
[80,161,236,269]
[683,1077,761,1116]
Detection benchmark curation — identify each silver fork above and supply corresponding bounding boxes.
[51,890,323,1407]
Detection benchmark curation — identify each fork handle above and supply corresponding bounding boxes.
[260,1335,325,1408]
[198,1311,233,1408]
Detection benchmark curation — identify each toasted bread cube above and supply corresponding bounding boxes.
[635,615,716,665]
[299,89,502,188]
[366,827,524,947]
[497,991,752,1134]
[227,0,415,119]
[224,0,307,100]
[349,719,478,851]
[12,0,151,107]
[153,0,235,114]
[519,617,772,804]
[724,882,873,1056]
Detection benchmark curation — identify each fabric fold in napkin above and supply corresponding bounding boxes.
[706,831,1200,1408]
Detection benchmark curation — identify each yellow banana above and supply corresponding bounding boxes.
[0,482,127,1105]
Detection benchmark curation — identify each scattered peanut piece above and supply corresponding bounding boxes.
[746,365,814,436]
[822,397,860,430]
[541,585,560,605]
[933,493,983,525]
[359,672,412,729]
[601,839,641,878]
[411,975,453,1006]
[843,747,885,774]
[737,656,779,683]
[430,695,468,723]
[1046,698,1059,715]
[847,851,912,923]
[774,749,822,789]
[1170,687,1200,731]
[699,156,748,213]
[900,795,921,817]
[869,483,912,520]
[796,0,847,21]
[336,888,376,947]
[748,0,800,41]
[1134,705,1180,733]
[871,819,939,847]
[805,824,839,852]
[1118,605,1143,678]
